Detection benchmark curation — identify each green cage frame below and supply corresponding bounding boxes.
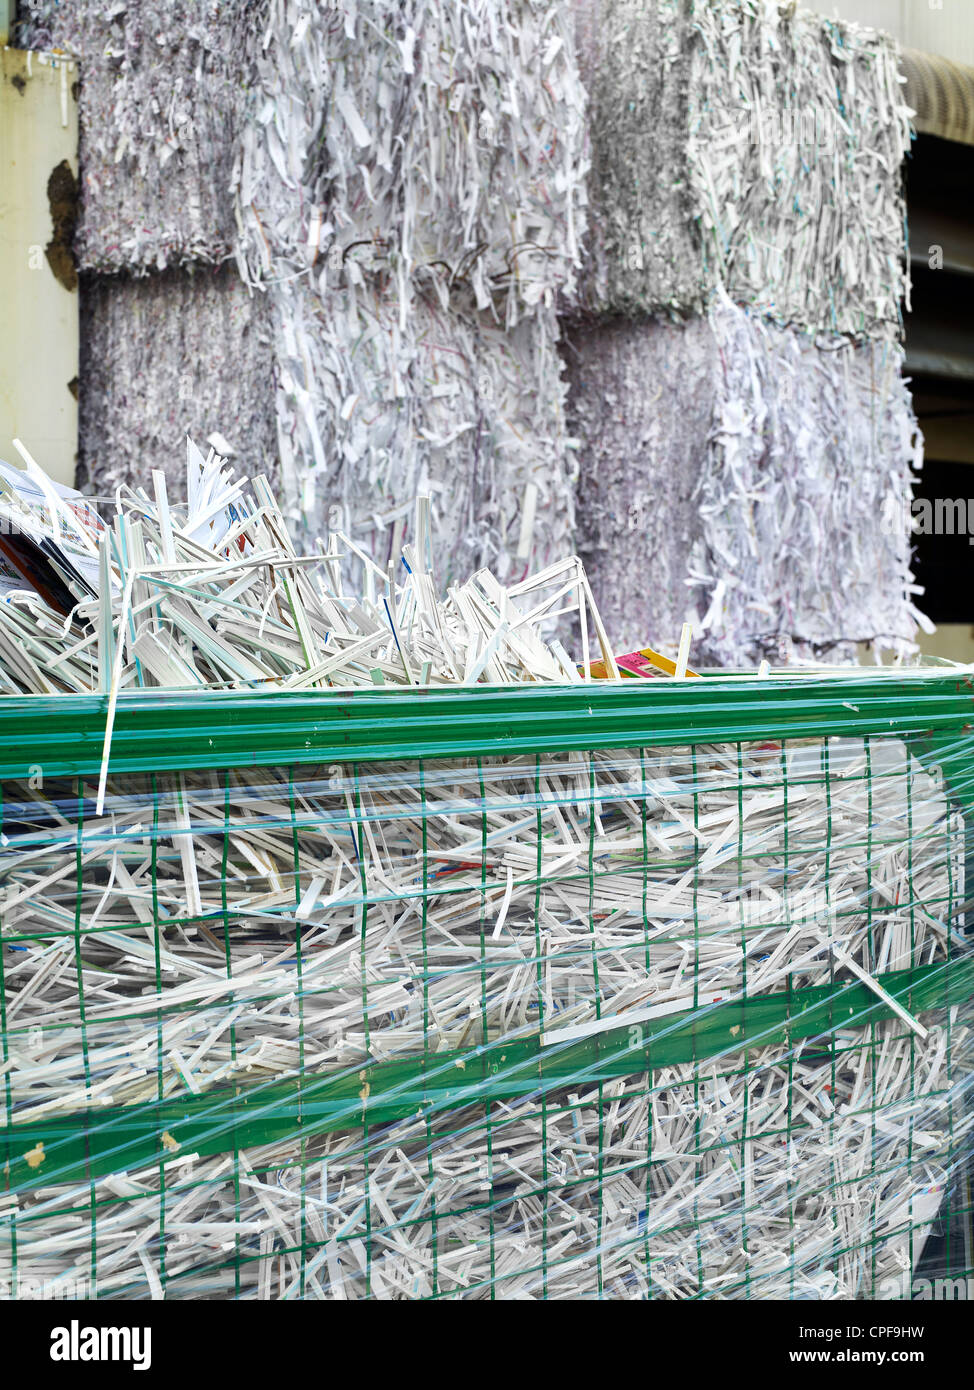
[3,670,974,1296]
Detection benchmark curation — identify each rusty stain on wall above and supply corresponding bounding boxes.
[45,159,78,292]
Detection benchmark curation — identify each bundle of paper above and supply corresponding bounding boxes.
[0,436,616,707]
[236,0,588,319]
[18,1,262,273]
[262,282,576,585]
[2,729,968,1298]
[77,265,279,501]
[566,298,922,665]
[232,0,588,581]
[0,447,102,613]
[577,0,911,338]
[684,299,924,666]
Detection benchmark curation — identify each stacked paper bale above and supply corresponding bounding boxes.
[566,297,923,663]
[25,0,589,584]
[576,0,910,336]
[686,298,924,665]
[18,2,278,497]
[684,1,910,341]
[562,317,713,651]
[566,0,920,663]
[263,279,572,582]
[235,0,589,582]
[21,0,259,272]
[78,267,277,497]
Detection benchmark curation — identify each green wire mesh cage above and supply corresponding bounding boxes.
[1,673,973,1299]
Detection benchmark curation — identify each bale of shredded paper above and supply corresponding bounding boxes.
[268,278,574,584]
[561,315,712,653]
[686,298,924,666]
[234,0,587,580]
[236,0,588,319]
[686,0,911,340]
[574,0,702,319]
[566,298,923,663]
[78,266,279,498]
[18,0,264,274]
[2,724,969,1297]
[578,0,911,338]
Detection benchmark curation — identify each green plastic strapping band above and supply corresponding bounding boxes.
[7,959,971,1192]
[1,670,974,779]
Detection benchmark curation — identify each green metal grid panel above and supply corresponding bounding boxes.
[1,676,973,1299]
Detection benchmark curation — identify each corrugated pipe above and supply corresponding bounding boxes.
[902,47,974,147]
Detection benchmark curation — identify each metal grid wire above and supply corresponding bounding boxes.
[1,731,972,1299]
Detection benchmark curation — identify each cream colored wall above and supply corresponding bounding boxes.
[0,47,79,487]
[858,628,974,665]
[817,0,974,67]
[918,624,974,663]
